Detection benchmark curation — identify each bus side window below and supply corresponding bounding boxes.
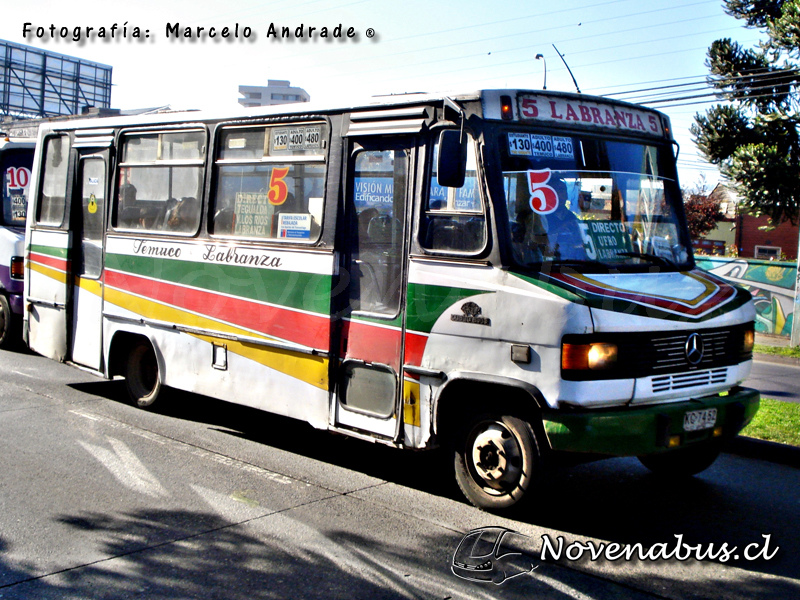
[114,131,205,235]
[210,124,326,241]
[36,135,71,227]
[421,132,486,254]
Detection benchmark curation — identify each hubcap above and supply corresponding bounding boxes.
[470,423,522,490]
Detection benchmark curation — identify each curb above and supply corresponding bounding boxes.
[726,436,800,467]
[753,352,800,367]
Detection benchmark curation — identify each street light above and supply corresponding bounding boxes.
[535,53,546,90]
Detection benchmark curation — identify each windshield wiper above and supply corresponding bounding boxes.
[615,251,675,267]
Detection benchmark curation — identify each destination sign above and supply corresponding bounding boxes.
[517,94,664,137]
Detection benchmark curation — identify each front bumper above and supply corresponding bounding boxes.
[542,387,760,456]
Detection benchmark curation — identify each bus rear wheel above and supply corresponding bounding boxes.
[124,340,162,408]
[453,413,541,511]
[638,441,722,477]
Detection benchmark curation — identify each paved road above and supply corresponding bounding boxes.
[748,356,800,403]
[0,346,798,599]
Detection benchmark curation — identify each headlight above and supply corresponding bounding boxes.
[562,342,618,371]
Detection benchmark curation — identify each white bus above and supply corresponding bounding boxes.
[24,90,759,510]
[0,137,35,347]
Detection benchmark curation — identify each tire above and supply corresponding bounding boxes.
[124,340,162,408]
[453,413,541,511]
[638,442,722,477]
[0,294,19,350]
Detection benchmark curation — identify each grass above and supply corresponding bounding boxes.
[753,343,800,359]
[740,398,800,447]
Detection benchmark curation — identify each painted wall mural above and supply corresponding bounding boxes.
[696,257,797,337]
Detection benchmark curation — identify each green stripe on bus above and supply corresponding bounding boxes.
[105,253,333,315]
[406,283,488,333]
[30,244,69,259]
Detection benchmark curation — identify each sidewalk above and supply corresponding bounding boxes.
[754,332,800,366]
[733,332,800,466]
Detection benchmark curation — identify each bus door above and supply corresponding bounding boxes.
[26,134,72,361]
[69,149,109,370]
[334,137,415,440]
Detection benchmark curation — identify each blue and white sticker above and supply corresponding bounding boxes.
[552,136,574,159]
[508,133,575,160]
[508,133,533,156]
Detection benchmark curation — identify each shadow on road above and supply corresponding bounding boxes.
[64,379,800,590]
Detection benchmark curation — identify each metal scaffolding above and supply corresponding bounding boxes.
[1,39,112,119]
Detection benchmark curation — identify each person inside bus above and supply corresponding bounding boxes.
[542,181,584,260]
[166,197,200,233]
[512,175,584,263]
[117,182,140,228]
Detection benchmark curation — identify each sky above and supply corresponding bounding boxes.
[1,0,765,189]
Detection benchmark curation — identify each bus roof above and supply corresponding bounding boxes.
[35,89,667,130]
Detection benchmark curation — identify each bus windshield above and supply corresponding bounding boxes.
[497,130,691,270]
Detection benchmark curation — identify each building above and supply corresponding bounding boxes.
[1,40,112,119]
[737,213,798,261]
[697,184,799,260]
[238,81,310,108]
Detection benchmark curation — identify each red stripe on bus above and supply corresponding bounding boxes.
[341,321,430,369]
[29,252,69,272]
[104,269,331,349]
[550,272,735,317]
[342,319,402,367]
[404,331,429,366]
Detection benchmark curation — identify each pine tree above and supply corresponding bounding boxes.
[691,0,800,226]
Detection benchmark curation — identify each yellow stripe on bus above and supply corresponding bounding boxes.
[104,286,329,390]
[403,379,421,427]
[28,261,68,285]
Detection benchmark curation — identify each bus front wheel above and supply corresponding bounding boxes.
[453,413,541,511]
[125,340,162,408]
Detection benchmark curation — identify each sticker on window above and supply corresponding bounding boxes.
[552,136,574,159]
[530,135,554,158]
[578,220,633,260]
[278,213,311,239]
[527,169,559,215]
[508,133,533,156]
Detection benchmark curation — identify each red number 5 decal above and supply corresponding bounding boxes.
[527,169,559,215]
[268,166,290,205]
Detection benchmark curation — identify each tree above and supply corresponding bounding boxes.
[691,0,800,226]
[683,192,723,238]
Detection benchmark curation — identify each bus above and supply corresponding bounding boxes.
[1,137,35,347]
[23,90,759,510]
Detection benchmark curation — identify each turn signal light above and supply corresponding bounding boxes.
[500,95,513,120]
[10,256,24,279]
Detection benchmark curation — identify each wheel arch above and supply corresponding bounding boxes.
[433,373,550,450]
[107,329,163,379]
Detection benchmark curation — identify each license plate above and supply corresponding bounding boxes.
[683,408,717,432]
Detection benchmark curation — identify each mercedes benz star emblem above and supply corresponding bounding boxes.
[685,333,705,365]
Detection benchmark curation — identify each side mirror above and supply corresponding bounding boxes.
[437,130,467,188]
